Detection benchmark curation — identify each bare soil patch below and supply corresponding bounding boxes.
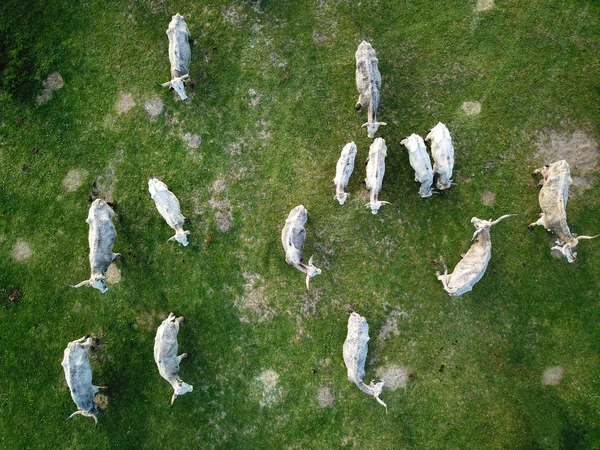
[209,197,233,232]
[136,310,166,331]
[312,30,328,43]
[62,169,88,192]
[182,132,201,149]
[461,101,481,115]
[95,393,109,409]
[257,369,281,407]
[235,273,275,322]
[482,190,496,206]
[144,98,163,118]
[11,240,32,262]
[317,387,334,407]
[535,129,598,194]
[105,264,121,284]
[92,149,124,202]
[378,307,408,340]
[376,364,410,390]
[248,89,261,107]
[542,366,564,385]
[476,0,494,11]
[37,72,64,104]
[115,92,135,114]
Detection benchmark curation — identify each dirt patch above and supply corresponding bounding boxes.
[482,190,496,206]
[37,72,64,104]
[115,92,135,114]
[476,0,494,11]
[312,30,328,43]
[317,387,334,407]
[144,98,164,118]
[221,4,246,23]
[378,308,408,340]
[257,370,281,407]
[542,366,564,385]
[535,129,598,194]
[212,177,228,194]
[0,286,23,308]
[461,101,481,115]
[376,364,410,390]
[62,169,88,192]
[105,264,121,284]
[248,88,261,107]
[209,197,233,232]
[11,240,32,262]
[136,310,167,331]
[95,393,109,409]
[92,149,124,202]
[235,273,275,322]
[182,132,201,149]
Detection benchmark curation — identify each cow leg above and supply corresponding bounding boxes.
[528,214,545,230]
[177,353,188,363]
[355,94,363,111]
[537,178,545,188]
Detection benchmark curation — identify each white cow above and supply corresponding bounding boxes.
[154,313,193,405]
[281,205,321,289]
[333,141,357,205]
[159,13,192,101]
[529,160,598,262]
[343,312,387,412]
[62,335,107,426]
[364,137,390,214]
[436,214,515,296]
[425,122,454,190]
[148,178,190,246]
[401,133,434,198]
[70,199,121,294]
[355,41,386,138]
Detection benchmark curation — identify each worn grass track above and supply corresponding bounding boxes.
[1,0,599,448]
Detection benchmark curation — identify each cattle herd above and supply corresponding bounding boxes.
[61,14,598,424]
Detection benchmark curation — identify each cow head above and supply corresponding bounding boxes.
[553,234,599,263]
[334,192,349,205]
[160,74,190,101]
[364,200,390,215]
[171,380,194,405]
[471,214,516,240]
[362,121,387,139]
[69,276,108,294]
[168,230,191,246]
[305,256,322,289]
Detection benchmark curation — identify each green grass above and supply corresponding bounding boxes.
[1,0,600,448]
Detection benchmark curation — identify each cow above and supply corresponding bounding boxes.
[425,122,454,190]
[281,205,321,289]
[343,312,387,412]
[62,335,107,426]
[154,313,193,405]
[355,41,386,138]
[436,214,515,296]
[364,137,390,214]
[529,160,598,262]
[69,199,121,294]
[333,142,357,205]
[159,13,192,101]
[401,133,434,198]
[148,178,190,246]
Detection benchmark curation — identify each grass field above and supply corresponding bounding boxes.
[1,0,600,448]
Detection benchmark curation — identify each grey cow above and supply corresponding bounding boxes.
[343,312,387,412]
[401,133,434,198]
[148,178,190,246]
[62,335,107,426]
[333,141,357,205]
[425,122,454,190]
[281,205,321,289]
[159,13,192,101]
[154,313,193,405]
[70,199,121,293]
[436,215,515,296]
[364,137,390,214]
[529,160,598,262]
[355,41,386,138]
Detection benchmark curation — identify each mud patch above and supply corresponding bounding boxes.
[482,190,496,206]
[378,308,408,340]
[37,72,64,104]
[144,98,164,119]
[542,366,564,385]
[235,273,275,322]
[11,240,32,262]
[182,132,201,149]
[209,197,233,232]
[257,370,281,407]
[461,101,481,115]
[115,92,135,114]
[317,387,334,407]
[476,0,494,11]
[376,364,410,390]
[535,130,598,193]
[105,264,121,284]
[62,169,88,192]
